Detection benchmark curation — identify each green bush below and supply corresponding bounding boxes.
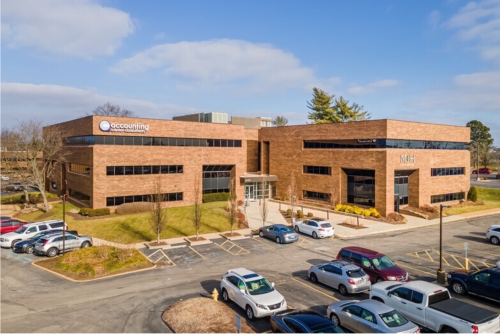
[202,192,229,203]
[79,208,111,217]
[468,186,478,202]
[297,210,304,218]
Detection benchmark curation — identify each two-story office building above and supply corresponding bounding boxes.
[45,116,470,217]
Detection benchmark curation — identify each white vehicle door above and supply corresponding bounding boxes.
[225,276,241,303]
[387,287,414,321]
[321,264,342,289]
[303,220,314,235]
[356,307,379,333]
[405,288,426,326]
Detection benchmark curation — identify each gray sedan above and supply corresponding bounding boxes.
[259,224,298,244]
[327,299,420,333]
[34,233,93,257]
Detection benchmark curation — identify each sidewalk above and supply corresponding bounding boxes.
[93,201,500,250]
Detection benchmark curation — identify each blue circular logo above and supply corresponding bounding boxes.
[99,120,111,132]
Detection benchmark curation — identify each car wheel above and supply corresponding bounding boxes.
[339,284,348,296]
[221,288,229,302]
[294,226,299,233]
[81,241,91,248]
[11,239,20,248]
[259,231,264,237]
[491,236,500,245]
[47,248,58,257]
[312,231,318,239]
[246,305,254,320]
[25,245,34,254]
[310,273,318,283]
[276,237,281,244]
[451,281,466,295]
[330,313,341,326]
[376,277,384,283]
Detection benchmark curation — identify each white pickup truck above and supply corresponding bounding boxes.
[369,280,500,333]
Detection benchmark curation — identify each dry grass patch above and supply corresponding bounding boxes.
[162,297,255,333]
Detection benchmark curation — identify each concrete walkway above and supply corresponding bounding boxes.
[91,201,500,249]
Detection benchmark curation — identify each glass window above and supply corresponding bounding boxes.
[106,166,115,176]
[133,137,143,146]
[124,137,133,145]
[134,166,143,175]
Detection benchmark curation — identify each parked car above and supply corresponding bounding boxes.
[472,168,492,174]
[0,218,27,234]
[336,246,409,283]
[220,268,287,319]
[486,225,500,245]
[259,224,298,244]
[34,233,92,257]
[13,230,78,254]
[0,220,67,248]
[369,280,500,333]
[447,266,500,302]
[271,309,344,333]
[293,218,334,239]
[308,260,371,296]
[327,299,420,333]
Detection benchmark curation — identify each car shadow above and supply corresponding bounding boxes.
[453,235,487,243]
[199,279,220,295]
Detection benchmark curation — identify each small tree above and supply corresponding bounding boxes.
[226,170,238,235]
[287,172,297,221]
[89,103,135,117]
[259,179,269,226]
[329,186,339,208]
[148,180,168,243]
[192,174,203,239]
[272,116,289,127]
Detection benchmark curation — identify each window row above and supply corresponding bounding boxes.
[431,167,465,177]
[106,165,183,176]
[69,163,91,175]
[303,165,332,175]
[304,139,467,150]
[106,192,183,206]
[430,192,465,204]
[303,190,330,202]
[66,136,242,148]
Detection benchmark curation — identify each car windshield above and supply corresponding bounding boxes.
[372,255,396,270]
[346,269,366,278]
[15,226,28,234]
[279,227,294,233]
[320,223,332,228]
[245,278,274,295]
[310,323,344,333]
[380,310,409,327]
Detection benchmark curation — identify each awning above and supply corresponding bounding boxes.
[240,173,278,183]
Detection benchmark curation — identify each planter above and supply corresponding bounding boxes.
[145,241,170,249]
[220,232,247,241]
[184,236,212,246]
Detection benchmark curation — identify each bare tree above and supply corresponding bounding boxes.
[89,103,135,117]
[329,185,339,209]
[286,172,297,221]
[259,179,269,226]
[226,169,238,235]
[8,120,69,212]
[148,180,168,243]
[192,174,203,240]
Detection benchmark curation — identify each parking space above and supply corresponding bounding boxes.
[0,248,36,264]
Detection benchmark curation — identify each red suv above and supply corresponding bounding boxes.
[336,246,409,283]
[0,218,27,234]
[472,168,492,174]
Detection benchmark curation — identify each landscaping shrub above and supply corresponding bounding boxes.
[334,204,381,218]
[202,192,229,203]
[468,186,478,202]
[387,212,407,224]
[115,202,152,215]
[237,200,244,206]
[79,208,111,217]
[297,210,304,218]
[286,209,292,217]
[307,212,313,217]
[274,196,289,201]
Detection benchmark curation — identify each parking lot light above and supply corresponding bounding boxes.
[437,204,451,284]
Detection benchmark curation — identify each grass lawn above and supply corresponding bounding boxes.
[13,201,236,244]
[445,187,500,216]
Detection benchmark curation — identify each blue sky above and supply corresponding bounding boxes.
[2,0,499,144]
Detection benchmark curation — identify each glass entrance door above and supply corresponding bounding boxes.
[245,185,255,201]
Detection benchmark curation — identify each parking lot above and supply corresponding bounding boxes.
[2,215,499,333]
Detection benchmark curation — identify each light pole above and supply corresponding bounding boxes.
[61,194,66,255]
[437,204,450,284]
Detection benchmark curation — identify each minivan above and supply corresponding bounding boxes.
[336,246,409,283]
[0,220,67,248]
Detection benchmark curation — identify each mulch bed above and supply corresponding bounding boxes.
[337,222,367,229]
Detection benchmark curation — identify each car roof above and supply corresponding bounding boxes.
[397,281,448,294]
[286,313,333,328]
[227,268,263,281]
[341,246,384,258]
[329,260,360,270]
[271,224,291,228]
[349,299,395,313]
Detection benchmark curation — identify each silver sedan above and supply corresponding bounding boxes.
[327,299,420,333]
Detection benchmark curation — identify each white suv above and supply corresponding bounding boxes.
[220,268,287,319]
[486,225,500,245]
[0,220,67,248]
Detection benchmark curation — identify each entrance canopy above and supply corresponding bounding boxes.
[240,173,278,183]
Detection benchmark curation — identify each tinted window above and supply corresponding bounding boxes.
[350,252,362,263]
[283,319,306,333]
[38,225,48,231]
[344,305,362,317]
[49,222,64,229]
[339,250,351,260]
[346,269,366,278]
[320,223,332,228]
[380,310,409,327]
[392,287,411,301]
[411,291,424,303]
[27,227,37,233]
[1,222,11,227]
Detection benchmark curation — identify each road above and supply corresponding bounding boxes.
[470,172,500,189]
[1,214,499,332]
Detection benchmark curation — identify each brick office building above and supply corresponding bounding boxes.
[45,116,470,217]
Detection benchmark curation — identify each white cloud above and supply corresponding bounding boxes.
[0,82,196,128]
[347,79,402,96]
[1,0,134,58]
[111,39,333,92]
[445,0,500,62]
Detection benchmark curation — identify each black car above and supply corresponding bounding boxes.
[270,309,344,333]
[447,266,500,302]
[12,230,78,254]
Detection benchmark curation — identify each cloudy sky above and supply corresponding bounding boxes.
[2,0,499,144]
